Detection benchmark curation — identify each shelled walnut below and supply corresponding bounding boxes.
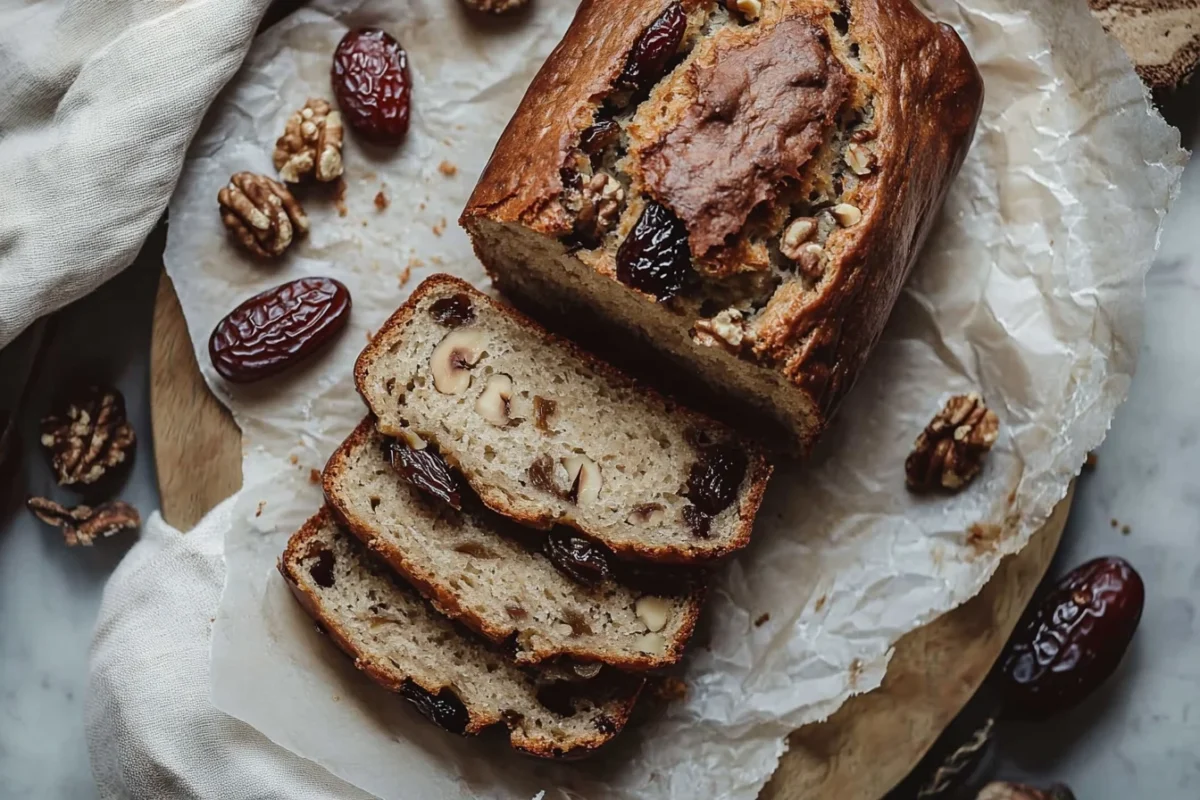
[218,171,310,259]
[906,392,999,492]
[273,98,345,183]
[40,385,136,488]
[573,172,624,245]
[26,497,140,547]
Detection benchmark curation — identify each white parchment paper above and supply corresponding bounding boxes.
[164,0,1186,797]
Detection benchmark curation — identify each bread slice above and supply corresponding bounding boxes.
[355,275,772,564]
[279,508,643,759]
[323,418,704,670]
[460,0,984,451]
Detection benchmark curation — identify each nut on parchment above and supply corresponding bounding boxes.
[273,98,345,183]
[906,392,999,492]
[218,171,310,259]
[40,385,136,488]
[26,496,140,547]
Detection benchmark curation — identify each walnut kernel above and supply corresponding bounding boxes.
[906,392,1000,492]
[40,385,136,487]
[218,172,309,258]
[273,98,345,183]
[26,497,140,547]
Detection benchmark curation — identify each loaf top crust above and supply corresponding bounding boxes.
[462,0,984,432]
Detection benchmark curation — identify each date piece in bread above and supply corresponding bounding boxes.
[460,0,985,451]
[279,509,643,759]
[323,418,705,669]
[355,275,772,565]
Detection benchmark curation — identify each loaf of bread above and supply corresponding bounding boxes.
[279,508,643,758]
[460,0,984,450]
[323,417,705,669]
[355,275,772,564]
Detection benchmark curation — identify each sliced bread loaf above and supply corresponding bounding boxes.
[354,274,773,564]
[323,417,704,670]
[280,508,643,758]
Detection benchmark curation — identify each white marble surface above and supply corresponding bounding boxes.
[0,108,1197,800]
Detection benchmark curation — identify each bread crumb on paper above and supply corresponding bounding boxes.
[754,613,770,627]
[374,190,389,210]
[310,468,321,484]
[255,501,266,518]
[333,178,348,217]
[438,160,458,177]
[398,265,412,287]
[432,218,447,236]
[289,454,298,465]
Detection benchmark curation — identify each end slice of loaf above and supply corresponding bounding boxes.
[323,417,704,670]
[280,508,643,759]
[355,274,773,564]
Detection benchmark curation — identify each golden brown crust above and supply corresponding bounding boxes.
[279,509,640,758]
[354,273,774,564]
[322,417,706,670]
[461,0,984,449]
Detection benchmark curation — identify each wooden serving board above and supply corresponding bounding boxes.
[150,269,1069,799]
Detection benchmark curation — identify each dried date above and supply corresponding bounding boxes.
[536,681,581,717]
[685,443,747,516]
[543,529,613,586]
[402,680,470,734]
[309,548,336,588]
[615,201,695,301]
[579,118,620,156]
[618,2,687,93]
[428,294,475,328]
[998,556,1144,719]
[332,28,412,145]
[385,438,462,510]
[208,277,351,383]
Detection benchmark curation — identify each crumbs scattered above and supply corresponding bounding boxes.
[438,160,458,177]
[430,255,445,266]
[813,594,828,613]
[333,178,348,217]
[966,522,1002,554]
[1111,518,1119,528]
[255,501,266,518]
[289,454,299,465]
[398,265,412,287]
[1084,452,1098,471]
[848,658,863,690]
[374,190,389,210]
[1122,524,1131,535]
[432,217,447,237]
[360,219,368,228]
[310,469,321,484]
[407,256,425,269]
[754,612,770,627]
[365,329,374,343]
[419,201,426,211]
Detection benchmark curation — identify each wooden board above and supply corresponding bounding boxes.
[150,268,1068,797]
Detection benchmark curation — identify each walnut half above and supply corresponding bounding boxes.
[273,98,345,183]
[218,172,310,259]
[40,385,136,487]
[905,393,999,492]
[27,497,140,547]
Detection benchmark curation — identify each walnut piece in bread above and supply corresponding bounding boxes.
[460,0,984,451]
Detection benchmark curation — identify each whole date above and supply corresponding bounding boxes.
[332,28,412,145]
[997,556,1144,719]
[208,277,351,383]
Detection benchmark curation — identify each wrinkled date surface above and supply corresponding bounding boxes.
[686,442,747,515]
[615,201,695,301]
[309,548,336,588]
[998,556,1144,719]
[332,28,412,145]
[579,118,621,156]
[385,438,462,510]
[428,294,475,328]
[618,2,686,93]
[209,277,351,383]
[402,680,470,735]
[544,529,613,585]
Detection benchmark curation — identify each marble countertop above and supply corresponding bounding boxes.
[2,101,1198,800]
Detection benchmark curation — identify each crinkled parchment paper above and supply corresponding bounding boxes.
[163,0,1185,796]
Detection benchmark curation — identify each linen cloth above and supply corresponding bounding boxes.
[87,497,369,799]
[0,0,271,349]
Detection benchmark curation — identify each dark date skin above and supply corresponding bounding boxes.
[401,680,470,735]
[385,438,462,510]
[332,28,412,145]
[998,556,1144,719]
[615,201,695,301]
[543,529,613,586]
[208,277,351,383]
[618,2,687,93]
